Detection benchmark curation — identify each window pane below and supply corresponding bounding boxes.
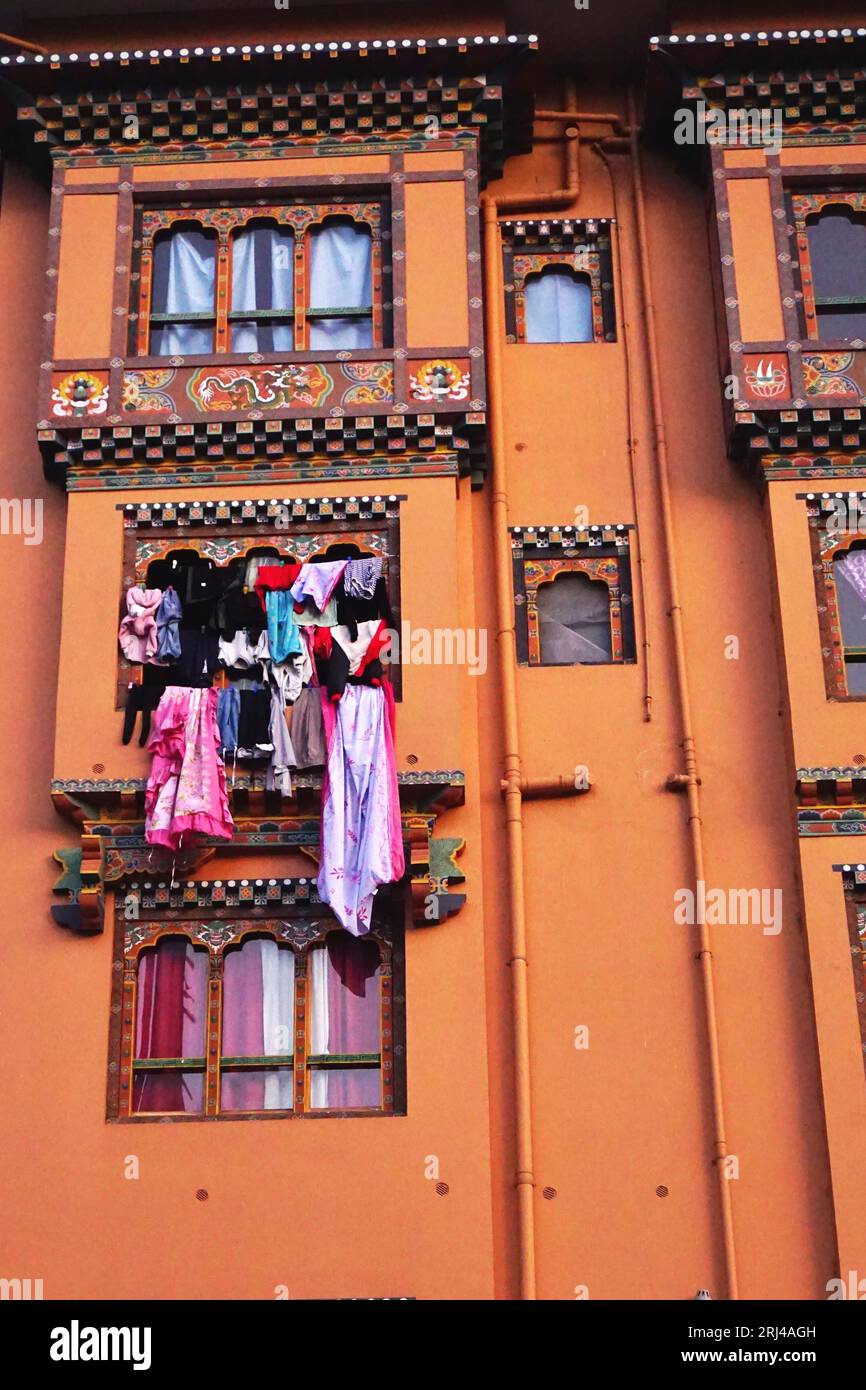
[151,323,213,356]
[845,660,866,695]
[151,227,217,355]
[221,1069,294,1112]
[309,1066,381,1111]
[220,939,294,1113]
[537,571,613,664]
[133,937,208,1114]
[309,316,373,350]
[806,210,866,301]
[309,934,381,1109]
[231,225,294,352]
[308,220,372,348]
[525,268,593,343]
[223,938,294,1058]
[836,550,866,646]
[815,305,866,341]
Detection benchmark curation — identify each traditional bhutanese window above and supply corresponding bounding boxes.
[832,545,866,694]
[502,217,616,345]
[510,524,635,666]
[805,494,866,700]
[792,193,866,342]
[523,267,593,343]
[121,922,399,1119]
[132,201,387,358]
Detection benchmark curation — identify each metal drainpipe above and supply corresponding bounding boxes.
[599,86,740,1300]
[481,80,625,1301]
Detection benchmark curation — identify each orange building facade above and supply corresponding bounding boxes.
[0,3,864,1302]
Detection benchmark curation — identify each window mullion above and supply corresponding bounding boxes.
[215,232,230,354]
[294,227,307,352]
[380,940,393,1113]
[294,950,308,1113]
[206,951,223,1118]
[137,240,154,357]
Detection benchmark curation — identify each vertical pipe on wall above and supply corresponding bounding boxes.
[622,86,740,1300]
[481,80,582,1302]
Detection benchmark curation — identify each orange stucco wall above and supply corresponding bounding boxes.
[0,7,861,1304]
[54,194,119,359]
[727,177,785,343]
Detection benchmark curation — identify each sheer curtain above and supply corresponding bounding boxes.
[221,938,295,1111]
[524,268,593,344]
[309,933,381,1109]
[134,938,208,1113]
[308,221,373,349]
[231,225,295,352]
[151,227,217,355]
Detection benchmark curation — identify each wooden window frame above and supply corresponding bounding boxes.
[512,539,636,668]
[116,511,403,709]
[807,511,866,700]
[502,232,616,345]
[131,199,388,358]
[792,191,866,342]
[108,913,405,1122]
[841,888,866,1087]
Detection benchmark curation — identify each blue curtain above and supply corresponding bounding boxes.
[231,225,295,352]
[524,268,593,344]
[151,227,217,356]
[308,221,373,349]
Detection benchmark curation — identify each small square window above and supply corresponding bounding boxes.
[510,525,635,666]
[502,219,616,344]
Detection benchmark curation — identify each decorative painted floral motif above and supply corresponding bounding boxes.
[803,352,861,400]
[51,370,109,418]
[340,361,394,406]
[409,358,470,402]
[122,368,177,414]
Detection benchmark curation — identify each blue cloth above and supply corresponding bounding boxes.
[524,268,593,344]
[217,685,240,754]
[266,590,303,664]
[155,586,183,662]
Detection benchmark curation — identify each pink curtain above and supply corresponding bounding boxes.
[134,938,207,1113]
[311,933,381,1109]
[221,942,265,1112]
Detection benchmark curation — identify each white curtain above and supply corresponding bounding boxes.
[231,226,294,353]
[260,939,295,1110]
[152,227,216,355]
[525,268,593,344]
[308,221,373,350]
[309,946,331,1109]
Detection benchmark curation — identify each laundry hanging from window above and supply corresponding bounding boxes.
[230,224,295,353]
[524,267,593,343]
[307,219,373,349]
[150,226,218,356]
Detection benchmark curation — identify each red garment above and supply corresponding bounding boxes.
[356,620,391,675]
[254,563,302,612]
